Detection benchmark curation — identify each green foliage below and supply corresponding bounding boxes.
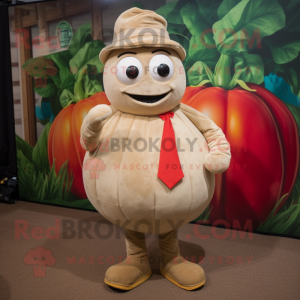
[265,35,300,65]
[15,126,96,209]
[181,2,219,68]
[60,89,76,108]
[285,102,300,134]
[155,1,300,236]
[272,56,300,98]
[68,22,93,58]
[22,22,106,119]
[51,51,75,89]
[32,123,51,174]
[228,53,264,88]
[84,74,103,97]
[213,0,285,55]
[217,0,240,19]
[16,133,74,203]
[50,95,63,118]
[188,61,215,86]
[69,40,105,81]
[155,2,177,19]
[18,154,73,202]
[258,195,300,237]
[17,148,36,178]
[156,0,300,93]
[15,134,33,162]
[33,80,57,98]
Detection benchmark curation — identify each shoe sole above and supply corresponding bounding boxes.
[160,268,205,291]
[104,270,152,290]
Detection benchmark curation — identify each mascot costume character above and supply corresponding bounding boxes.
[80,7,231,291]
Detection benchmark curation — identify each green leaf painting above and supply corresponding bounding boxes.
[265,35,300,65]
[188,61,215,86]
[16,133,94,209]
[217,0,241,19]
[15,0,300,235]
[33,81,57,98]
[32,123,51,174]
[213,0,285,56]
[68,22,93,58]
[155,1,177,19]
[22,22,106,121]
[229,52,264,88]
[181,2,219,68]
[69,40,105,81]
[60,89,76,108]
[15,134,33,162]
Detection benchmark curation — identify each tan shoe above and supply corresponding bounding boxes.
[159,230,206,290]
[104,229,152,290]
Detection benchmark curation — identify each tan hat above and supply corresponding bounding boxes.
[99,7,186,64]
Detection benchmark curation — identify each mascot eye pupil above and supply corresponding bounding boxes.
[126,65,139,79]
[157,63,170,77]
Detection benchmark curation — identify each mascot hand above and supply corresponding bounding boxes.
[204,152,231,174]
[80,105,112,151]
[84,104,112,128]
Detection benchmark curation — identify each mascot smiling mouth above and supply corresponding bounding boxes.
[125,91,171,103]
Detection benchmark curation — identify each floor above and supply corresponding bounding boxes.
[0,201,299,300]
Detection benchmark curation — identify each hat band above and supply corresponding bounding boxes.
[112,27,170,47]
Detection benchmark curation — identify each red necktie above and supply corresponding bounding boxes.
[158,111,184,189]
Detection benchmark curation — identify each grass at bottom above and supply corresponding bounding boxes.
[192,195,300,238]
[257,195,300,237]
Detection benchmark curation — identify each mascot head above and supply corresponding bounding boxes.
[100,7,186,116]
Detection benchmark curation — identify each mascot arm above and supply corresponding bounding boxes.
[179,103,231,174]
[80,104,112,152]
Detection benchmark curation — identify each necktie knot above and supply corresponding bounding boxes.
[159,111,174,121]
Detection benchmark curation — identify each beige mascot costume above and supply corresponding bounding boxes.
[80,8,231,291]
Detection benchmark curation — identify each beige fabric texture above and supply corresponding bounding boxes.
[82,8,230,242]
[104,228,206,289]
[81,103,231,234]
[103,47,187,116]
[105,229,151,288]
[159,230,206,288]
[99,8,186,64]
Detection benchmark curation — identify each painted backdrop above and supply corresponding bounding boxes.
[16,0,300,238]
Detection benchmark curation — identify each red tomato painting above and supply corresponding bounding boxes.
[48,92,110,199]
[181,84,299,229]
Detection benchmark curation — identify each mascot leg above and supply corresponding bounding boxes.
[159,230,206,290]
[104,229,152,290]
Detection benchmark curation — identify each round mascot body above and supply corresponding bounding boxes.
[81,7,231,292]
[82,46,218,234]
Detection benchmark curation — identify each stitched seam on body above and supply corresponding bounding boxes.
[95,110,122,221]
[117,113,137,221]
[172,112,194,223]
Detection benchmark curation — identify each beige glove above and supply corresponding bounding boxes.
[80,104,112,152]
[179,103,231,174]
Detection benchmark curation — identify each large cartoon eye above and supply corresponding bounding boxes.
[116,56,143,85]
[149,54,174,82]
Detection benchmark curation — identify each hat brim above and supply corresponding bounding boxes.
[99,37,186,64]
